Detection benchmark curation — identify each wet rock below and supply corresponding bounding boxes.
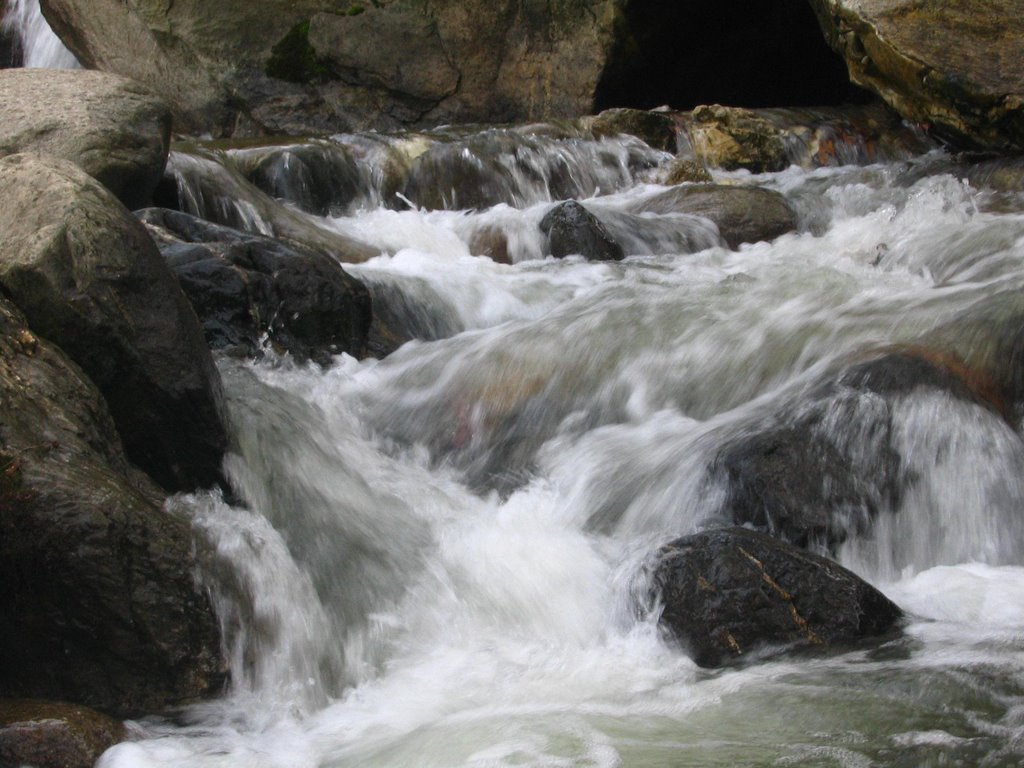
[651,527,903,668]
[138,208,372,366]
[590,107,677,152]
[631,184,797,248]
[0,296,224,715]
[688,105,790,173]
[0,700,125,768]
[163,149,379,263]
[540,201,625,261]
[234,141,366,217]
[0,68,170,209]
[0,154,227,493]
[809,0,1024,152]
[660,157,713,185]
[712,347,1002,552]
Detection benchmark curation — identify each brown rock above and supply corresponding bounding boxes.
[0,700,125,768]
[809,0,1024,151]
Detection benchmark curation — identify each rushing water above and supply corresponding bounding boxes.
[1,0,80,69]
[47,117,1015,767]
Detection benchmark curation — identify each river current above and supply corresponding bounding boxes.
[5,4,1024,767]
[95,131,1024,768]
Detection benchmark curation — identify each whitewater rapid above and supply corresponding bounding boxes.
[87,142,1024,767]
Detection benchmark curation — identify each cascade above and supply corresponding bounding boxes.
[92,115,1024,766]
[1,0,79,69]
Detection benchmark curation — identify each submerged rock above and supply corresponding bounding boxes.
[0,700,125,768]
[0,68,170,209]
[0,296,224,715]
[631,184,797,248]
[809,0,1024,152]
[234,141,366,217]
[712,347,1004,552]
[540,201,625,261]
[0,154,227,493]
[138,208,372,365]
[652,527,903,668]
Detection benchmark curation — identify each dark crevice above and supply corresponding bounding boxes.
[595,0,872,112]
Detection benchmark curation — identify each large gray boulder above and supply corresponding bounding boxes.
[0,69,170,209]
[652,527,902,667]
[809,0,1024,152]
[39,0,622,135]
[0,154,227,493]
[0,296,224,715]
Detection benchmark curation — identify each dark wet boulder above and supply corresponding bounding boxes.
[809,0,1024,152]
[234,141,365,217]
[138,208,372,366]
[0,296,224,715]
[590,107,677,152]
[0,68,170,209]
[651,527,903,668]
[0,700,125,768]
[540,201,625,261]
[712,347,1004,552]
[631,184,797,248]
[0,154,227,493]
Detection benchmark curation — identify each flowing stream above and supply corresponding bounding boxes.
[88,121,1024,767]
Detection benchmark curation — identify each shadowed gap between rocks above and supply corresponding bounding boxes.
[595,0,872,112]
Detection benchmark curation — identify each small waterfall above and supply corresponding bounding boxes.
[1,0,80,69]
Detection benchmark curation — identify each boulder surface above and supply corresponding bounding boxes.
[139,208,373,365]
[0,296,224,715]
[0,68,170,209]
[809,0,1024,151]
[0,154,227,493]
[652,527,902,667]
[0,700,125,768]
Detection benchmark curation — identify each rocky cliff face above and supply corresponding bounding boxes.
[40,0,621,136]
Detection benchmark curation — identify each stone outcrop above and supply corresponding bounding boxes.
[809,0,1024,152]
[139,208,373,365]
[0,700,125,768]
[0,69,170,209]
[651,527,903,667]
[0,295,224,715]
[40,0,623,136]
[0,154,227,493]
